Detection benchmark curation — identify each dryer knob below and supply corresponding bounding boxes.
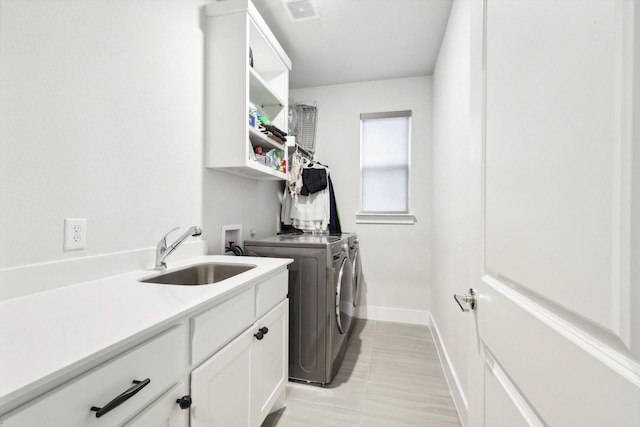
[342,243,349,253]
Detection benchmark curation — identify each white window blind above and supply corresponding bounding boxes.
[359,111,413,224]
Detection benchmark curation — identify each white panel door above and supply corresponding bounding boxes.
[190,328,252,427]
[466,1,640,426]
[251,300,288,427]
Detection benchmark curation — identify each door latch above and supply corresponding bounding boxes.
[453,288,477,312]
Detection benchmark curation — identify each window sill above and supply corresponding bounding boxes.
[355,213,417,225]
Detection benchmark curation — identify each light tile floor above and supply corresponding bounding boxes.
[262,319,462,427]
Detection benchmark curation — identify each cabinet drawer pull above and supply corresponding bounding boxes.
[90,378,151,418]
[259,327,269,335]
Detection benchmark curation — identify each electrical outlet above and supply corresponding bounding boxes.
[64,218,87,250]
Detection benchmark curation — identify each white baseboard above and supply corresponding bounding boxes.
[0,240,207,300]
[429,313,468,426]
[355,305,429,325]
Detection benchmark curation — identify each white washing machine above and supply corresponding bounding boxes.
[244,233,354,385]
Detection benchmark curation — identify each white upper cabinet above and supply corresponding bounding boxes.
[205,0,291,180]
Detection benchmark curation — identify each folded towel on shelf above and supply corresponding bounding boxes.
[260,124,288,142]
[264,132,286,145]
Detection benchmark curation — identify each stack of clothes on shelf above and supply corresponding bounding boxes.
[281,155,341,233]
[249,102,288,144]
[257,119,288,144]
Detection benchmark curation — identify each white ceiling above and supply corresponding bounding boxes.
[252,0,454,89]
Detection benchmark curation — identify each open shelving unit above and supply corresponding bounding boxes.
[205,0,291,180]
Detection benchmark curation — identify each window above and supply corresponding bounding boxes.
[358,110,416,224]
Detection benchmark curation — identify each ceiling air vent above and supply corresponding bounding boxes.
[282,0,319,22]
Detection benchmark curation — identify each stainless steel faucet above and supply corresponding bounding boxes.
[155,226,202,270]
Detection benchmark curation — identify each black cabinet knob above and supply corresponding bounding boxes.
[254,331,264,340]
[259,327,269,335]
[176,395,192,409]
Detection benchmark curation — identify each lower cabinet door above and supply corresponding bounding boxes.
[124,382,189,427]
[190,327,253,427]
[252,299,288,427]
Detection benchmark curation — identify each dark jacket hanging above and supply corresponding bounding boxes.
[328,175,341,234]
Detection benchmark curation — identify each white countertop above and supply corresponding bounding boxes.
[0,255,291,415]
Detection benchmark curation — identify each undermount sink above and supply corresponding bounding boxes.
[139,262,256,285]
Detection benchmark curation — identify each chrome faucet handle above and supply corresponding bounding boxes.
[155,226,202,271]
[159,227,180,251]
[155,227,180,270]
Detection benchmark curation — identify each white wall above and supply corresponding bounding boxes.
[0,0,282,296]
[632,0,640,356]
[291,77,432,324]
[431,0,474,423]
[202,170,282,254]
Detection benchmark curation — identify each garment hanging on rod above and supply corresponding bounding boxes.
[281,185,329,231]
[282,160,329,232]
[301,163,328,196]
[327,175,341,234]
[281,159,341,233]
[286,144,316,200]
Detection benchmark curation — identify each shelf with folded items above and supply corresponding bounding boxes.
[248,126,286,151]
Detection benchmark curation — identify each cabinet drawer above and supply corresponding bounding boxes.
[255,270,288,318]
[191,287,255,366]
[3,325,187,427]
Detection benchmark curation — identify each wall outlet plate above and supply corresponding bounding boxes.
[64,218,87,250]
